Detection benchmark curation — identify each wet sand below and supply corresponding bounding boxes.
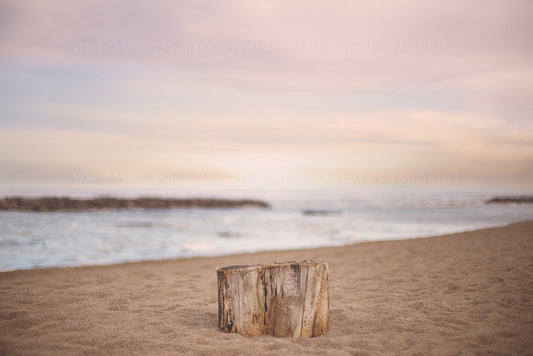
[1,221,532,355]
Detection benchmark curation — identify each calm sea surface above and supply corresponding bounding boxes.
[1,189,532,271]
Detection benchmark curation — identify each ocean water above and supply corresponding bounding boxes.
[1,189,532,271]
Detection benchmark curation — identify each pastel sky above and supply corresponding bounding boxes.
[1,0,532,191]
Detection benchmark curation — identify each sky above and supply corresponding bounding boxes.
[1,0,532,192]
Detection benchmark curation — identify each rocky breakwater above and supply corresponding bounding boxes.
[0,196,270,212]
[485,196,533,204]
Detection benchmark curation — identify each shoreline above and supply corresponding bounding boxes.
[0,220,522,273]
[1,221,532,354]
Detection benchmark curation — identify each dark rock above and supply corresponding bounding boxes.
[302,210,342,216]
[485,196,533,204]
[0,196,270,212]
[218,231,243,238]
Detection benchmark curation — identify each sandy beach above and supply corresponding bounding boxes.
[1,221,532,355]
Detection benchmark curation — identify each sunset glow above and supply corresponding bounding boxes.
[1,0,532,191]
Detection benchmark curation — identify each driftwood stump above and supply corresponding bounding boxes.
[217,260,330,337]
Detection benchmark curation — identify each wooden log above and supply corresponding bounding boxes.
[217,260,330,337]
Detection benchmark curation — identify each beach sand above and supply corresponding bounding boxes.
[1,221,532,355]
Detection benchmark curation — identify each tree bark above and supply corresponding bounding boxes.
[217,260,330,337]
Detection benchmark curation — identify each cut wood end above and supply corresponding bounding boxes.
[216,260,326,272]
